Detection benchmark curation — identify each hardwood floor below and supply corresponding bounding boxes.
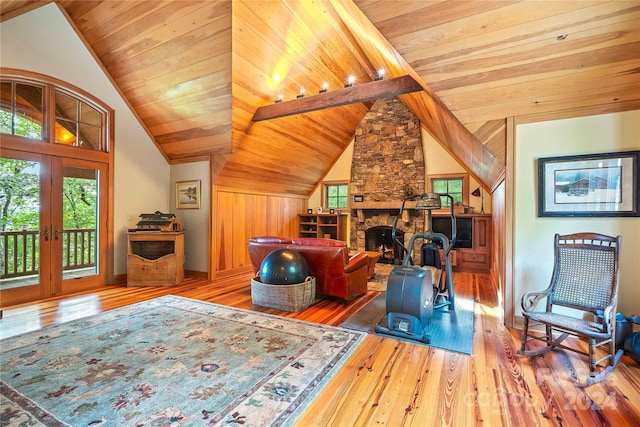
[1,271,639,426]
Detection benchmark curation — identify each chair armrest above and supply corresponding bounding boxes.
[601,303,617,333]
[521,288,551,312]
[345,252,369,273]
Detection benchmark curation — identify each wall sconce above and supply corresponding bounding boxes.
[471,187,485,213]
[375,68,385,81]
[296,88,306,98]
[319,82,328,93]
[344,75,355,88]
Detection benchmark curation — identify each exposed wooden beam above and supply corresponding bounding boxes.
[252,75,423,122]
[329,0,506,190]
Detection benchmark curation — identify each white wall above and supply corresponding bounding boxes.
[309,139,354,209]
[0,4,170,276]
[422,128,491,214]
[515,110,640,317]
[170,162,209,273]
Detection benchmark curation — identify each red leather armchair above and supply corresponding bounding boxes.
[247,236,369,301]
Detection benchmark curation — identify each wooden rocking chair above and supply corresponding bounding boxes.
[518,232,622,385]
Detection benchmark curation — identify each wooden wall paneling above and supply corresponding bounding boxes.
[286,197,306,237]
[268,196,288,237]
[212,188,306,274]
[215,190,235,273]
[503,116,516,328]
[231,192,247,270]
[491,183,506,322]
[250,194,269,240]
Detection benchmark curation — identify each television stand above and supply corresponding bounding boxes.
[432,213,491,273]
[127,231,184,286]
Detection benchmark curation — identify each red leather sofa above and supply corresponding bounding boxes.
[247,236,369,301]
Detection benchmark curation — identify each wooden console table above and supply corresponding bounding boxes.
[127,231,184,287]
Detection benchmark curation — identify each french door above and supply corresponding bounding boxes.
[0,148,108,306]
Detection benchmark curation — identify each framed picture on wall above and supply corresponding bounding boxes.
[176,180,201,209]
[538,150,639,217]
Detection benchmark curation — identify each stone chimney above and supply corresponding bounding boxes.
[350,98,425,260]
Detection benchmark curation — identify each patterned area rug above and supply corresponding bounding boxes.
[1,295,365,426]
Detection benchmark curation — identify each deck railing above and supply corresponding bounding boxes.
[0,228,96,279]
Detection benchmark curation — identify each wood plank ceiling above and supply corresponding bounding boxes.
[2,0,639,194]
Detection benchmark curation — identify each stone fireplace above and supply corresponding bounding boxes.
[365,225,403,264]
[350,98,425,263]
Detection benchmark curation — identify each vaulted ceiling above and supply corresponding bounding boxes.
[2,0,639,195]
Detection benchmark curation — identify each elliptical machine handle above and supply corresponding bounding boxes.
[392,196,411,263]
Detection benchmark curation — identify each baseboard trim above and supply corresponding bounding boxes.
[185,270,208,279]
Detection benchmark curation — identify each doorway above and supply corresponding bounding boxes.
[0,149,108,306]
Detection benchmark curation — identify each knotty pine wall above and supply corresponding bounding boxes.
[490,182,507,326]
[212,187,306,278]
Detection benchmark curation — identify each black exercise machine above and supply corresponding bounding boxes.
[374,192,457,343]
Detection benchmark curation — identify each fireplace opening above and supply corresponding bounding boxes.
[365,226,404,264]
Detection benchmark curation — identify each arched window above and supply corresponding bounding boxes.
[0,80,44,139]
[1,72,111,153]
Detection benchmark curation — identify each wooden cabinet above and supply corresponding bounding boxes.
[458,215,491,273]
[127,231,184,287]
[298,214,347,241]
[436,214,491,273]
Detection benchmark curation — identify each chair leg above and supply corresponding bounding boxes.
[585,347,624,385]
[588,337,597,379]
[609,330,617,365]
[519,317,530,353]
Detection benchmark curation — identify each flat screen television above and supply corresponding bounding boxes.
[430,216,473,249]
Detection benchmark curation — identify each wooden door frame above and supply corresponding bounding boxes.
[54,157,109,295]
[0,149,51,304]
[0,147,113,306]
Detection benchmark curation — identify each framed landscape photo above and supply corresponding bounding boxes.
[176,180,201,209]
[538,151,639,217]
